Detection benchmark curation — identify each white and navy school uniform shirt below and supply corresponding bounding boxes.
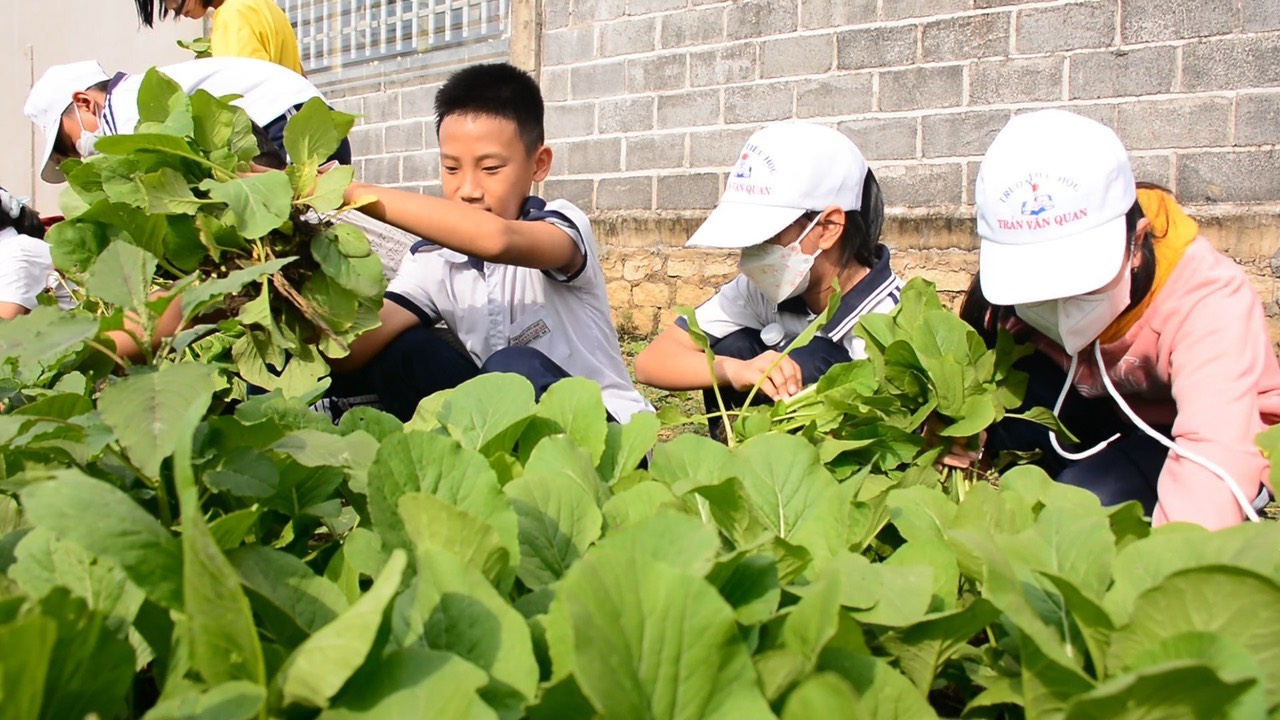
[677,243,902,361]
[385,197,652,422]
[102,57,323,136]
[0,228,75,311]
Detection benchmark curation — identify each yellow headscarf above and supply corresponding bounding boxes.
[1097,188,1199,343]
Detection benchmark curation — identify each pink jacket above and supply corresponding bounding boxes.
[1063,238,1280,529]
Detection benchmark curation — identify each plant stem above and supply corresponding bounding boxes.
[107,445,173,526]
[153,472,175,528]
[704,354,734,448]
[86,340,131,369]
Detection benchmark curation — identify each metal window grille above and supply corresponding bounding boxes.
[279,0,509,74]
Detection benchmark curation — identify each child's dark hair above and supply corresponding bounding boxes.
[960,183,1162,348]
[134,0,211,26]
[0,188,47,240]
[798,168,885,270]
[250,123,288,170]
[434,63,545,154]
[1127,181,1167,312]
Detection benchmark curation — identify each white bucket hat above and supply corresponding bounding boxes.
[24,61,111,184]
[975,109,1137,306]
[685,122,868,249]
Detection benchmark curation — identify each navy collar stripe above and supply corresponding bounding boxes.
[826,273,902,340]
[819,243,898,340]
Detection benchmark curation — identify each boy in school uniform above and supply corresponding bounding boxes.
[322,63,650,423]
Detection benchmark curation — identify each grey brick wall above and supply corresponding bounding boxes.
[318,34,511,197]
[326,0,1280,214]
[528,0,1280,212]
[306,1,1280,342]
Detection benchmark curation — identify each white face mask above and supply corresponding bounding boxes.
[1014,260,1132,355]
[1057,268,1132,354]
[1013,301,1064,347]
[73,104,102,159]
[738,215,823,305]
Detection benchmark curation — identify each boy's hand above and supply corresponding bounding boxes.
[721,351,804,400]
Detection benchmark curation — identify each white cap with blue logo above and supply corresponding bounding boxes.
[685,122,868,250]
[976,109,1137,306]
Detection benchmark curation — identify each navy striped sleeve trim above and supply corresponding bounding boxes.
[385,291,436,326]
[408,239,435,254]
[527,207,589,283]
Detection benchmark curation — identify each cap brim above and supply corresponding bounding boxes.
[38,121,65,184]
[685,200,804,249]
[979,213,1128,306]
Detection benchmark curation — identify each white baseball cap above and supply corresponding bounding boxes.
[24,61,111,184]
[685,122,868,249]
[975,109,1137,306]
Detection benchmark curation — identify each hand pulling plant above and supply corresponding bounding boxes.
[2,71,1279,720]
[682,277,1068,499]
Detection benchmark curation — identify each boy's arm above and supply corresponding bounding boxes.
[102,294,186,362]
[328,301,421,373]
[0,302,28,320]
[345,183,584,277]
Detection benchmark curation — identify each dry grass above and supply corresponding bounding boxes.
[618,334,708,440]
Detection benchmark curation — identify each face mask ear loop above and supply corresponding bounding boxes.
[1085,342,1261,522]
[1048,349,1122,461]
[791,213,824,255]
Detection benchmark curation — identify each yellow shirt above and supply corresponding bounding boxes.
[210,0,305,75]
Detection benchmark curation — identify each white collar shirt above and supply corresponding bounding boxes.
[103,57,323,136]
[0,227,75,311]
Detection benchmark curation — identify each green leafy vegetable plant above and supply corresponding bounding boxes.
[2,73,1279,720]
[45,68,384,398]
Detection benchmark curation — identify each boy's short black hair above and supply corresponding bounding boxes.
[434,63,545,154]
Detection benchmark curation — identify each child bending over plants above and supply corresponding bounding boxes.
[24,56,346,185]
[962,109,1279,529]
[633,122,901,439]
[322,63,650,423]
[0,187,75,320]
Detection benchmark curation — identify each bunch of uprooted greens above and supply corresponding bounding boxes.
[682,278,1067,499]
[44,68,384,398]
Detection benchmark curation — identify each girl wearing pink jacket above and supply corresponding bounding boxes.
[965,109,1279,529]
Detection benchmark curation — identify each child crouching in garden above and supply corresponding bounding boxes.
[961,109,1278,529]
[322,63,650,423]
[0,187,75,320]
[634,122,902,439]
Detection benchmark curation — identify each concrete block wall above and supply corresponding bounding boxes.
[539,0,1280,213]
[597,213,1280,342]
[319,0,1280,341]
[536,0,1280,337]
[325,79,446,198]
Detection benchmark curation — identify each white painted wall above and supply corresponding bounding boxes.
[2,3,199,212]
